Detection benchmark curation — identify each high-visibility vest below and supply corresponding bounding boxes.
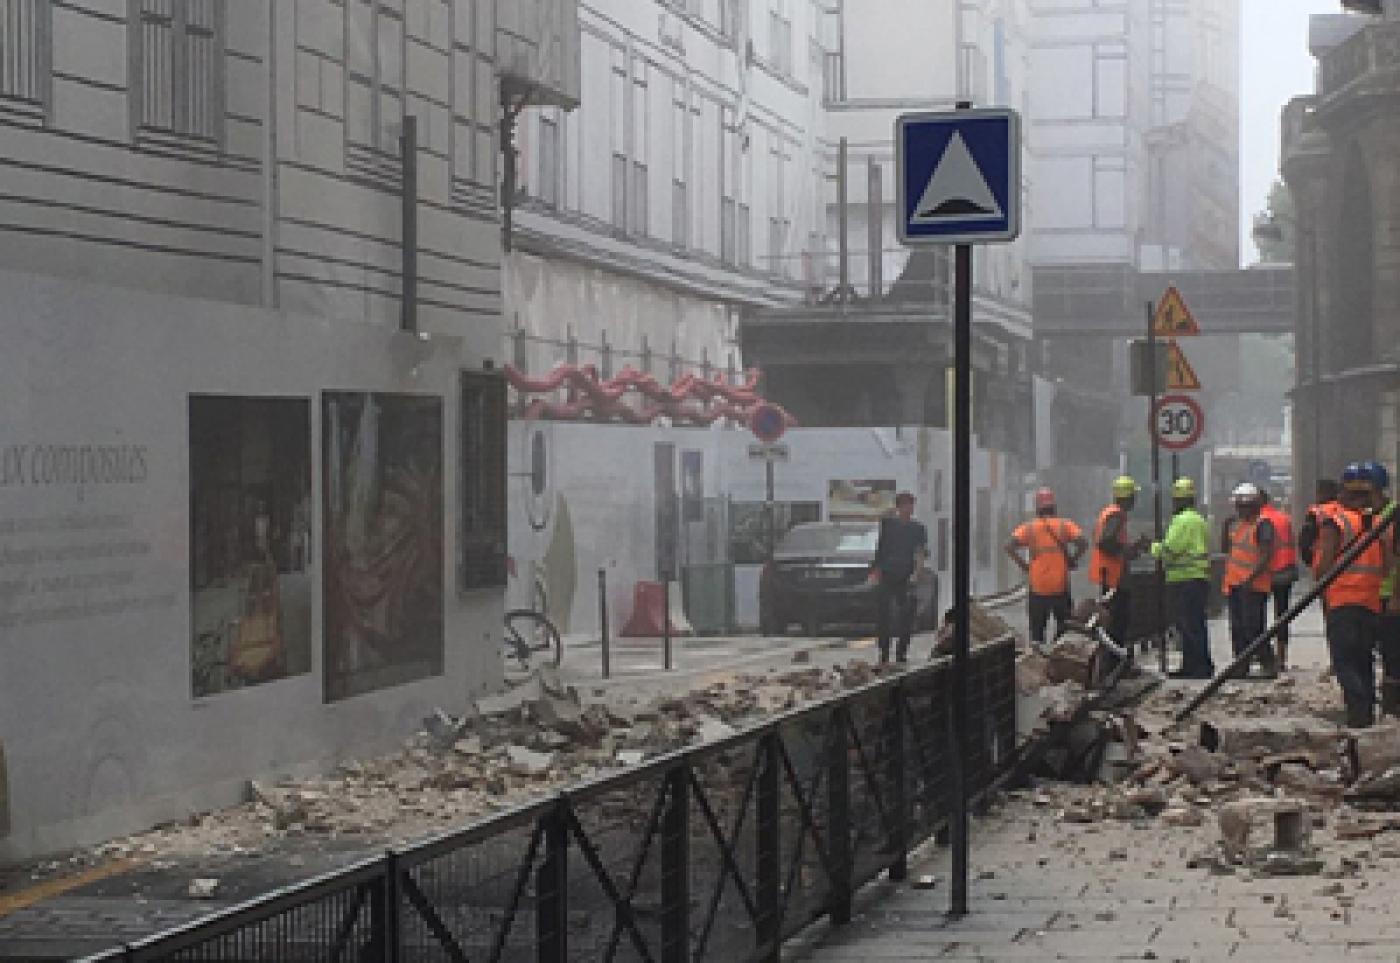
[1324,508,1387,613]
[1090,504,1128,589]
[1260,504,1297,572]
[1013,517,1080,596]
[1223,517,1272,593]
[1383,501,1396,600]
[1160,507,1211,583]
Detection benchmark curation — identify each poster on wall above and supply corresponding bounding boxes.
[729,501,821,564]
[189,396,313,697]
[827,479,897,521]
[323,392,444,702]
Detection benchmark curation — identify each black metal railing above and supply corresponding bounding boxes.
[81,637,1016,962]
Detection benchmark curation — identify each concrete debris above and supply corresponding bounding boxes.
[187,877,220,900]
[1343,723,1400,784]
[506,745,554,776]
[1198,717,1342,762]
[1042,636,1099,688]
[1162,806,1204,828]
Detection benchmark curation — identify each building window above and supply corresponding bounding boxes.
[721,197,736,265]
[720,0,741,43]
[769,2,792,76]
[611,152,627,231]
[459,371,507,592]
[0,0,50,111]
[630,160,649,236]
[737,202,751,267]
[673,179,688,250]
[822,50,843,103]
[346,0,405,154]
[131,0,224,142]
[538,114,560,208]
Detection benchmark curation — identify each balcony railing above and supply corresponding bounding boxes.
[1320,19,1400,100]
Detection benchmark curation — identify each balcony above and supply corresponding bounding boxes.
[1318,19,1400,106]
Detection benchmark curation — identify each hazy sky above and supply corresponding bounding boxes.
[1240,0,1337,264]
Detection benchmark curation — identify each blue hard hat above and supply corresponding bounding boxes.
[1342,462,1371,484]
[1364,460,1391,491]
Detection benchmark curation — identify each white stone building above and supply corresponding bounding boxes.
[1028,0,1241,270]
[0,0,574,860]
[505,0,829,383]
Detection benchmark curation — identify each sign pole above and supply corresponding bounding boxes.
[765,457,776,563]
[893,98,1020,923]
[1148,301,1167,674]
[950,238,971,919]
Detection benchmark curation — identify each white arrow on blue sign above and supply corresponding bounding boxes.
[896,108,1022,246]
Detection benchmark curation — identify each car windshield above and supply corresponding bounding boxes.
[778,524,878,555]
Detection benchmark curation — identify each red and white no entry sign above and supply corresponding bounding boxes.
[1152,394,1205,451]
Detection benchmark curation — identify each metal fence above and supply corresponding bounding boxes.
[82,637,1016,962]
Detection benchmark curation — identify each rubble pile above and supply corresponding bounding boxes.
[97,661,900,860]
[1013,667,1400,879]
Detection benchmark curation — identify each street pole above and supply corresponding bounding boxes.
[765,456,776,562]
[1148,301,1167,674]
[663,579,673,672]
[950,238,971,919]
[948,97,974,918]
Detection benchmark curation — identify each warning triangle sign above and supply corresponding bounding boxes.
[1153,286,1201,337]
[911,132,1004,225]
[1165,340,1202,391]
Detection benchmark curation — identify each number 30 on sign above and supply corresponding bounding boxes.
[1153,394,1205,451]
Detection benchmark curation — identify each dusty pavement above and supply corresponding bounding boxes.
[790,603,1400,962]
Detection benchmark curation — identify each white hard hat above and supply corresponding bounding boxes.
[1231,482,1261,502]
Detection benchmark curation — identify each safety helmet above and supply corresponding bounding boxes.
[1231,482,1262,503]
[1112,476,1140,498]
[1363,460,1391,492]
[1342,461,1374,492]
[1172,478,1196,499]
[1034,487,1057,511]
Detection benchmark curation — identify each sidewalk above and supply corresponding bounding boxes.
[790,606,1400,962]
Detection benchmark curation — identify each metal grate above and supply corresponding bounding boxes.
[80,638,1017,961]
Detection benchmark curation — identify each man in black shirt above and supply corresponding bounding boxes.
[868,492,928,664]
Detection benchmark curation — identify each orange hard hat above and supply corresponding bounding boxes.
[1034,487,1057,510]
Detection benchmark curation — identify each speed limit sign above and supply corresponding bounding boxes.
[1152,394,1205,451]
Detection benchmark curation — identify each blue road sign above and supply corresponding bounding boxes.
[896,108,1021,246]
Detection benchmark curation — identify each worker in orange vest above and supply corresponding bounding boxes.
[1221,482,1278,678]
[1090,476,1152,647]
[1259,490,1299,671]
[1005,487,1088,646]
[1298,478,1341,570]
[1316,463,1395,728]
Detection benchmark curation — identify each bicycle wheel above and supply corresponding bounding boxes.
[504,609,563,668]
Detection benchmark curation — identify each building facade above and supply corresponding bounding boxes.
[0,0,574,860]
[504,0,828,385]
[1282,6,1400,505]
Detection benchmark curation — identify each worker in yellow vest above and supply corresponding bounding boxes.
[1153,478,1213,679]
[1221,482,1278,679]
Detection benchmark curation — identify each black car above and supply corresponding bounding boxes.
[758,521,939,636]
